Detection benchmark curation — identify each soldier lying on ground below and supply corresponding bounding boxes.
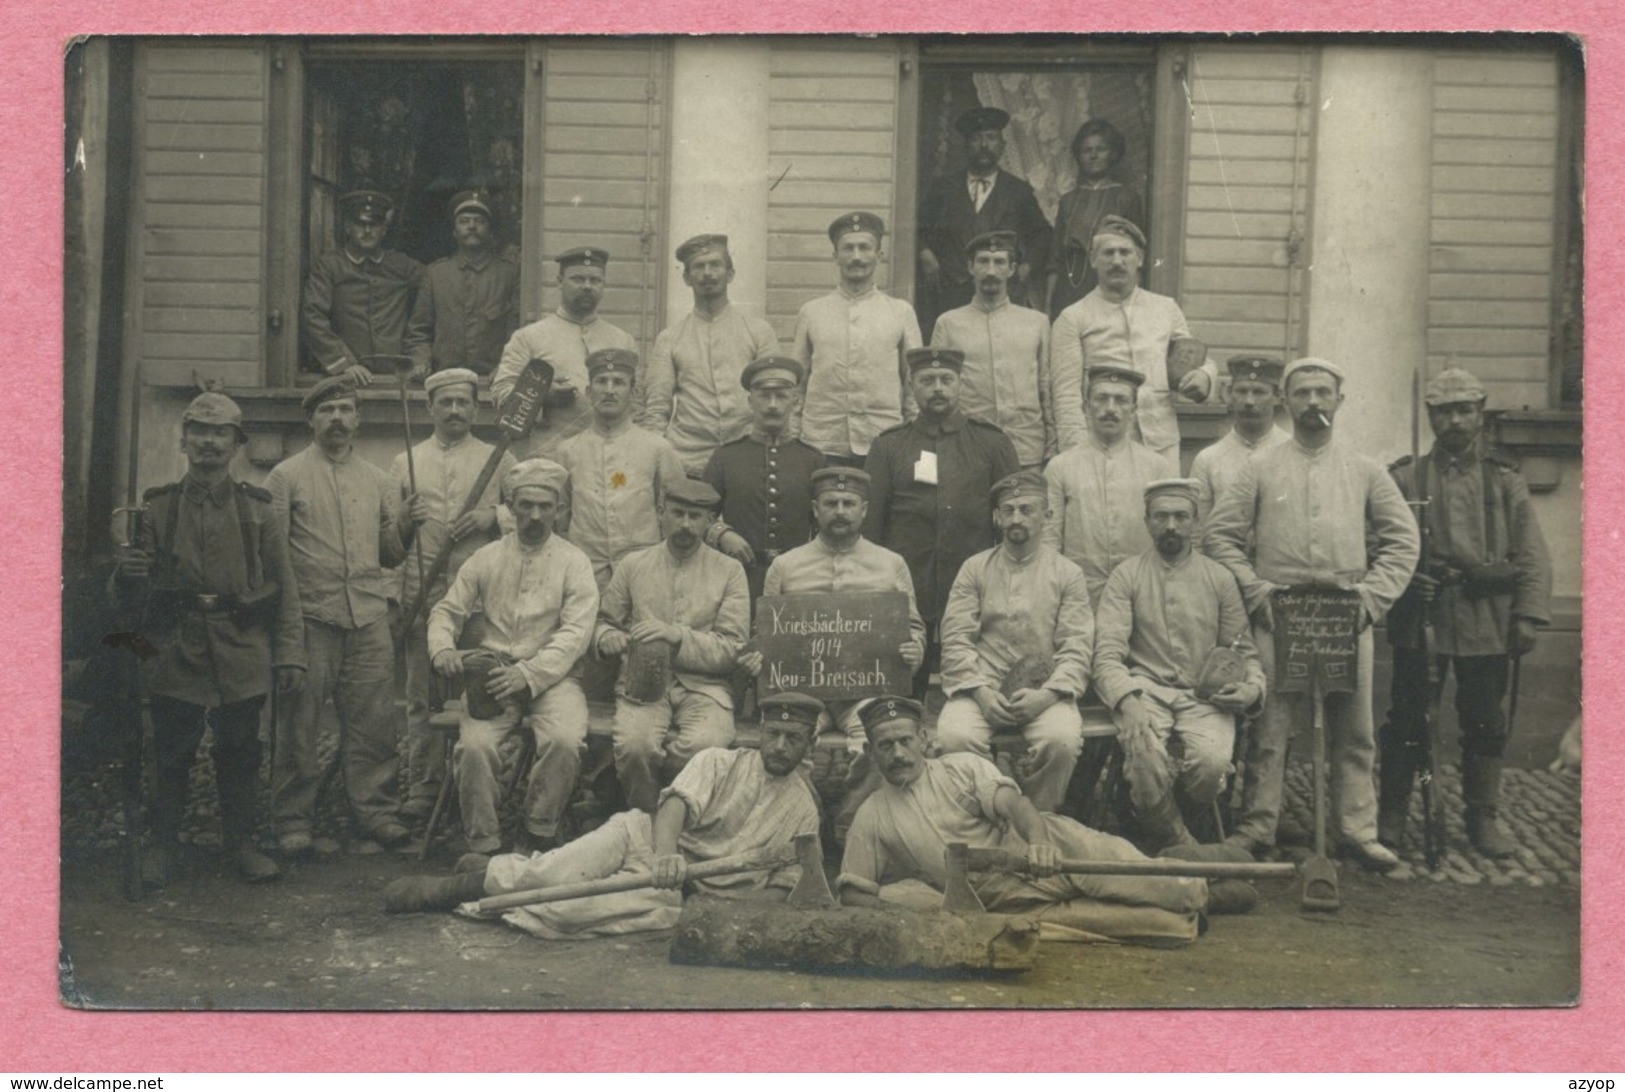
[837,697,1257,947]
[382,693,824,939]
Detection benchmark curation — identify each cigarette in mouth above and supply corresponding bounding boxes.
[1315,411,1331,428]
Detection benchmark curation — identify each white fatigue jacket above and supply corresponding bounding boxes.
[791,285,924,458]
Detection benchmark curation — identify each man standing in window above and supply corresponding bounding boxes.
[492,247,637,423]
[404,189,520,381]
[929,230,1055,468]
[917,107,1052,333]
[641,234,781,475]
[303,189,424,386]
[792,213,923,468]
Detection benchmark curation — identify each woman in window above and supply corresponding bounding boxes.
[1045,119,1146,319]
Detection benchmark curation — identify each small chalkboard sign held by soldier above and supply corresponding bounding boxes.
[1271,584,1363,911]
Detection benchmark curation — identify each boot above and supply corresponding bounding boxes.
[1377,749,1417,850]
[233,842,281,884]
[382,869,488,914]
[1462,754,1516,858]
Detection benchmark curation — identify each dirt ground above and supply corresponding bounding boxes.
[58,837,1579,1012]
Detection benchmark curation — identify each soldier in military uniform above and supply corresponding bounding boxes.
[1381,367,1552,857]
[404,189,521,380]
[702,356,827,602]
[1190,355,1293,518]
[492,246,637,421]
[863,347,1021,696]
[112,393,306,884]
[302,189,424,385]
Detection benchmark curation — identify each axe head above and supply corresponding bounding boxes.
[941,842,987,915]
[786,833,838,910]
[497,358,556,439]
[1298,854,1341,913]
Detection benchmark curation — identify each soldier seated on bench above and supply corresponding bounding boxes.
[934,469,1093,814]
[1093,478,1265,853]
[384,693,825,940]
[838,697,1247,948]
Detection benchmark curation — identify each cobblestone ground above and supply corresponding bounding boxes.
[1272,761,1582,887]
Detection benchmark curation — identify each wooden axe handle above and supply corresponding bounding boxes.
[473,842,800,914]
[962,847,1296,881]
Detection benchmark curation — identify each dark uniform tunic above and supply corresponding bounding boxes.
[917,168,1052,329]
[1385,446,1553,758]
[862,410,1020,626]
[703,429,827,601]
[302,247,425,374]
[117,475,305,843]
[404,251,521,377]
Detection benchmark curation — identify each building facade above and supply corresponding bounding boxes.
[64,34,1582,749]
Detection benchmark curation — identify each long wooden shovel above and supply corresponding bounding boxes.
[1299,676,1341,912]
[401,358,554,631]
[473,833,832,914]
[941,842,1296,915]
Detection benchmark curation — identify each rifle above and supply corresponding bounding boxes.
[1408,367,1447,870]
[108,505,153,900]
[400,358,554,632]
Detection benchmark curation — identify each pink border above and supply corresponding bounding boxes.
[5,0,1617,1073]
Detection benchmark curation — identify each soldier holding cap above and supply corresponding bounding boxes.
[864,346,1021,694]
[389,368,517,822]
[1051,214,1215,460]
[1204,357,1420,870]
[917,106,1053,331]
[1094,478,1266,852]
[552,347,689,592]
[492,245,636,415]
[267,376,428,856]
[302,189,425,386]
[642,234,781,475]
[935,470,1094,813]
[1190,355,1293,518]
[383,691,823,933]
[929,231,1056,466]
[404,189,520,380]
[594,478,751,812]
[1043,364,1177,607]
[1380,367,1552,858]
[701,356,827,600]
[791,212,924,466]
[112,392,305,885]
[837,696,1217,946]
[429,457,599,858]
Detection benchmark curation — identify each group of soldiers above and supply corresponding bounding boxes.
[110,113,1552,947]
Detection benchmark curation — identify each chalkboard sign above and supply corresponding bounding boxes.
[1271,586,1363,695]
[755,592,912,701]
